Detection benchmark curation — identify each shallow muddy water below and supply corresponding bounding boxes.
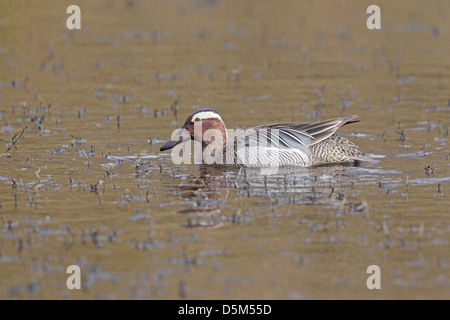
[0,0,449,299]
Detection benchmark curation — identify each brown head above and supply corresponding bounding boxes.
[160,108,228,152]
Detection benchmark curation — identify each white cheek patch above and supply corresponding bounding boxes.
[192,111,222,122]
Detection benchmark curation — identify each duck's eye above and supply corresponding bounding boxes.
[194,118,200,122]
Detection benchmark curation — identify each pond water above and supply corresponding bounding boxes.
[0,0,449,299]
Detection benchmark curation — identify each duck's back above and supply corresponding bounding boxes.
[223,115,372,167]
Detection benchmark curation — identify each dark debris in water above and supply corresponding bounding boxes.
[6,126,27,152]
[0,1,449,299]
[70,135,87,146]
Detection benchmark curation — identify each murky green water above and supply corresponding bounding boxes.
[1,0,449,299]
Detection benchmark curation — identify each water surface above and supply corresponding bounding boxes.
[0,0,449,299]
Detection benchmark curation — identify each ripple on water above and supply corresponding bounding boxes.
[407,176,450,186]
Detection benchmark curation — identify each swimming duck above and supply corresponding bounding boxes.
[160,108,373,167]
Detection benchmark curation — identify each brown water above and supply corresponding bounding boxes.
[0,0,449,299]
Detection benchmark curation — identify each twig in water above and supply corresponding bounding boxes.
[82,149,91,166]
[35,167,41,183]
[7,126,27,152]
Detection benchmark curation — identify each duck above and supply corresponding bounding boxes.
[160,108,373,167]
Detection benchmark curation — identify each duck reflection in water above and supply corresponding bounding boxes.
[178,165,228,228]
[177,163,366,228]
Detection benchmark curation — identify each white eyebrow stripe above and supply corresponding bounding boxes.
[192,111,223,121]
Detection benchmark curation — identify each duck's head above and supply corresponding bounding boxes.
[160,108,228,151]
